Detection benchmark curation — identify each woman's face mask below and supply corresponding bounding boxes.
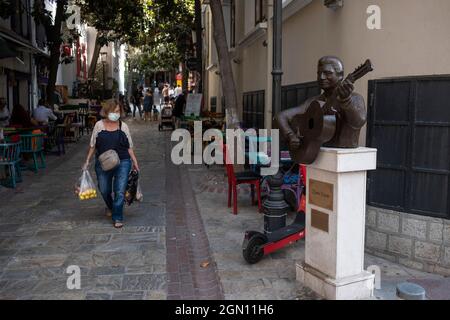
[108,112,120,122]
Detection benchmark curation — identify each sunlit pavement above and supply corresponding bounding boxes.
[188,164,449,300]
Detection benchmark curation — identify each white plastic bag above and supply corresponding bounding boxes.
[76,169,98,201]
[136,182,143,202]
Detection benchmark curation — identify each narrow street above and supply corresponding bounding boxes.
[0,118,303,300]
[0,117,316,300]
[2,119,448,300]
[1,0,450,307]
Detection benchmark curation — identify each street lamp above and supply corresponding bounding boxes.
[100,52,108,99]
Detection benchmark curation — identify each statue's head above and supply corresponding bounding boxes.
[317,56,344,91]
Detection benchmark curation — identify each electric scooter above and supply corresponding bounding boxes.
[242,166,307,264]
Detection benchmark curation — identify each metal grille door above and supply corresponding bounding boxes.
[367,77,450,219]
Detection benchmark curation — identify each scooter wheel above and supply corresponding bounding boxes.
[243,235,266,264]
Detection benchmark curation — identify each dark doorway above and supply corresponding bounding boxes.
[367,76,450,220]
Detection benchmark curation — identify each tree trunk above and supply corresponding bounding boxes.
[195,0,203,94]
[209,0,240,129]
[46,0,67,106]
[88,32,103,80]
[182,61,188,92]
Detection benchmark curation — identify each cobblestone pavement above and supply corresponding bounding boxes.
[188,165,321,300]
[1,118,448,300]
[165,148,223,300]
[0,119,167,300]
[187,164,449,300]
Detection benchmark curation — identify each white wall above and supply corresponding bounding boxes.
[241,39,268,93]
[118,44,126,94]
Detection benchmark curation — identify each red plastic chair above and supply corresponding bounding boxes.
[223,144,262,215]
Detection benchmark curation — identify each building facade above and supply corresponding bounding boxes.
[0,0,50,113]
[58,25,127,100]
[202,0,450,275]
[0,0,127,113]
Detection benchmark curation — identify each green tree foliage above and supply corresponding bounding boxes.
[130,0,195,72]
[74,0,151,81]
[75,0,145,47]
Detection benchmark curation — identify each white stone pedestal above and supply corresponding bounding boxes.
[296,147,377,300]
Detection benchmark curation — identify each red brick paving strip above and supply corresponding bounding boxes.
[165,138,224,300]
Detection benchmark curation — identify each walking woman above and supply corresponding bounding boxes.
[83,100,139,228]
[143,89,154,122]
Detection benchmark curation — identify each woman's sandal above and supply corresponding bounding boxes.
[105,208,112,218]
[113,221,123,229]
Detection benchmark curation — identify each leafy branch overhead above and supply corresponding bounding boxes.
[73,0,195,74]
[133,0,196,72]
[75,0,146,46]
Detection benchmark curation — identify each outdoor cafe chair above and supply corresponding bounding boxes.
[20,133,46,173]
[223,144,262,215]
[44,122,65,156]
[62,112,82,142]
[0,141,22,188]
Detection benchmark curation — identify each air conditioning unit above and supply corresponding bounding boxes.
[324,0,343,10]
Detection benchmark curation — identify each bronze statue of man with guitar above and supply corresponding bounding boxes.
[276,56,374,164]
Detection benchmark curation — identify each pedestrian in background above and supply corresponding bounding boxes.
[143,89,154,122]
[162,83,169,99]
[152,105,159,121]
[83,100,140,228]
[33,99,57,125]
[10,104,39,128]
[174,84,182,97]
[173,91,187,128]
[133,86,143,119]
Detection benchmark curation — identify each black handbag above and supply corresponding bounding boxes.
[125,170,139,206]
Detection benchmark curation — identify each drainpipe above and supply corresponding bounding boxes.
[272,0,283,122]
[264,0,287,233]
[195,0,203,94]
[265,1,274,129]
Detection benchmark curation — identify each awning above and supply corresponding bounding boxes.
[0,36,17,59]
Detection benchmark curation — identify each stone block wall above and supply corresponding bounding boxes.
[365,206,450,276]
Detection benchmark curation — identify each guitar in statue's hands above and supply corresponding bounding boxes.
[289,59,374,164]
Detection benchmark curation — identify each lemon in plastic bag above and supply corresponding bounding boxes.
[76,169,98,201]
